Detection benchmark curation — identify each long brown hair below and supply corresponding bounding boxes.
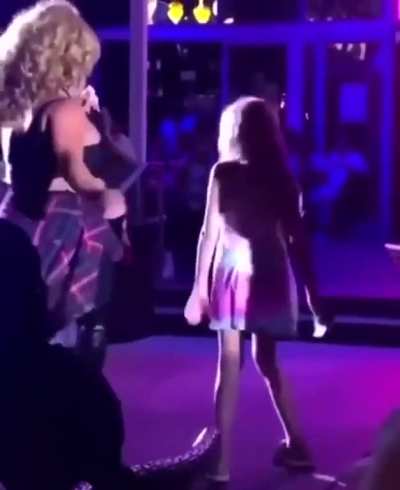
[218,97,300,226]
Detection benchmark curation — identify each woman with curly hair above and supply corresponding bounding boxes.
[0,0,126,367]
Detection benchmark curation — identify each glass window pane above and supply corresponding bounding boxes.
[304,42,381,238]
[308,0,383,20]
[229,46,287,102]
[97,42,130,131]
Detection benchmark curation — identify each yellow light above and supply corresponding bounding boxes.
[168,1,184,24]
[193,0,212,24]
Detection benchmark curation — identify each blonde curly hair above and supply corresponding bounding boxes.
[0,0,100,126]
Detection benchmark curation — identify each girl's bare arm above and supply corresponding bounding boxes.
[192,164,221,297]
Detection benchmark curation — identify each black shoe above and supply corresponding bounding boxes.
[273,441,315,472]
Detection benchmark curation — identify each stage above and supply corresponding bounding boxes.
[105,336,400,489]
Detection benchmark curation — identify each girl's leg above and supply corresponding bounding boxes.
[252,333,309,456]
[213,330,245,478]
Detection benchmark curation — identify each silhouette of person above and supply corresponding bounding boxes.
[0,220,137,490]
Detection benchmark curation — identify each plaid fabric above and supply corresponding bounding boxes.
[0,182,122,327]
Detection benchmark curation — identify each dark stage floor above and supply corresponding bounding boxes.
[105,336,400,489]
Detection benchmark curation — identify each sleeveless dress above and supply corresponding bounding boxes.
[0,104,122,330]
[209,162,298,339]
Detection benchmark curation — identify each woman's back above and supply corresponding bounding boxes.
[10,105,58,220]
[215,161,289,255]
[9,99,107,220]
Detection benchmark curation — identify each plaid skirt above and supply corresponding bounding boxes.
[0,182,122,327]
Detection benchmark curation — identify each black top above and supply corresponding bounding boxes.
[84,109,115,183]
[86,109,135,189]
[9,104,135,220]
[9,104,107,220]
[10,105,58,220]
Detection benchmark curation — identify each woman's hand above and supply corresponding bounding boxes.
[49,177,75,192]
[81,85,100,113]
[184,288,209,326]
[102,189,127,220]
[306,289,332,339]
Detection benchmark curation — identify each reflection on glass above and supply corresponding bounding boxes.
[307,0,383,20]
[305,128,371,236]
[294,42,381,239]
[229,47,286,112]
